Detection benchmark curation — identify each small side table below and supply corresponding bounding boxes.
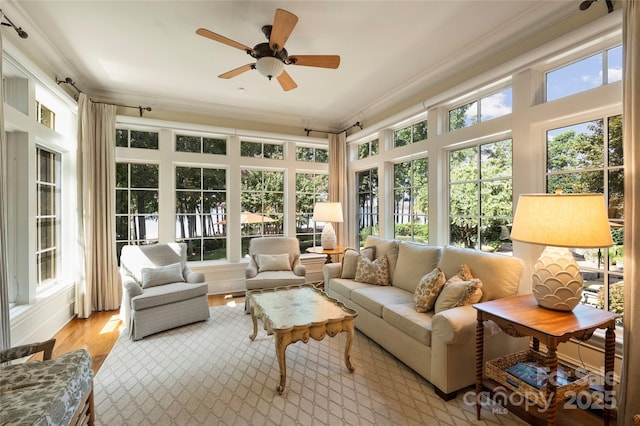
[306,246,346,264]
[474,294,618,426]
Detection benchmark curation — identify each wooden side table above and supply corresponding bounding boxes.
[306,246,346,264]
[474,294,618,426]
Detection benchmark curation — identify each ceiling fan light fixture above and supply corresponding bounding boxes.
[255,56,284,80]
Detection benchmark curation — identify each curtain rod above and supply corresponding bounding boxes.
[304,121,363,136]
[56,77,152,117]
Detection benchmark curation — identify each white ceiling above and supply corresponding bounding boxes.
[5,1,582,132]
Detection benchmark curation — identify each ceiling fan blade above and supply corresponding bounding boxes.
[218,63,254,79]
[288,55,340,69]
[277,70,298,91]
[196,28,252,52]
[269,8,298,52]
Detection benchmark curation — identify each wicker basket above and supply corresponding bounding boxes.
[485,349,590,408]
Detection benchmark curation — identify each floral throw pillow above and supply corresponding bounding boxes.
[434,278,484,314]
[413,267,446,313]
[354,254,389,286]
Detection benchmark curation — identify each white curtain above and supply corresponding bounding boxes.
[76,93,121,317]
[328,132,348,246]
[0,33,10,350]
[620,1,640,424]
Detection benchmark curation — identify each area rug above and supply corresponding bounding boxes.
[94,303,525,425]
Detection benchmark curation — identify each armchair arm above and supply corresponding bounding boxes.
[183,265,205,283]
[245,257,258,279]
[0,338,56,363]
[292,256,306,277]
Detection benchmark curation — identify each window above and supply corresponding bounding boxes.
[36,147,60,287]
[176,134,227,155]
[394,120,427,148]
[449,88,512,131]
[546,115,623,321]
[116,129,159,149]
[394,158,428,242]
[358,138,379,159]
[115,163,159,259]
[240,169,285,255]
[175,166,227,261]
[35,101,55,130]
[449,139,513,252]
[546,45,622,102]
[296,145,328,163]
[240,141,284,159]
[356,168,379,246]
[296,172,329,251]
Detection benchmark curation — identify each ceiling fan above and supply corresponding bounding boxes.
[196,8,340,91]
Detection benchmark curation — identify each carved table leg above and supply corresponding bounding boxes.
[545,346,558,426]
[275,331,293,395]
[476,317,484,420]
[604,326,615,426]
[249,305,258,341]
[344,322,355,372]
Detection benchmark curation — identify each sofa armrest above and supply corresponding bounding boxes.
[292,256,306,277]
[432,305,478,345]
[323,263,341,283]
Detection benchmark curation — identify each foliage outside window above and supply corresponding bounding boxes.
[35,101,55,130]
[546,115,623,321]
[394,158,428,243]
[241,169,285,255]
[115,163,159,260]
[358,138,379,159]
[175,166,227,261]
[240,141,284,159]
[36,147,59,287]
[296,172,329,251]
[394,120,427,148]
[357,168,379,246]
[176,134,227,155]
[296,145,328,163]
[449,139,513,253]
[116,129,159,149]
[546,45,622,102]
[449,88,512,131]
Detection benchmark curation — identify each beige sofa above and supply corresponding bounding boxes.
[324,236,529,400]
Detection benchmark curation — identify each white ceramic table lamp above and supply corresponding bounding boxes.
[313,202,343,250]
[510,192,613,311]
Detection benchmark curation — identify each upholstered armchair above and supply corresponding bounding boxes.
[0,339,95,425]
[245,237,306,293]
[119,243,210,340]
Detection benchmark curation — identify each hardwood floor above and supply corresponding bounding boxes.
[46,292,245,375]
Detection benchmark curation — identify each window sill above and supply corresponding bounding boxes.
[9,281,75,322]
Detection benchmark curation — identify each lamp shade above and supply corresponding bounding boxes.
[510,193,613,248]
[255,57,284,79]
[312,202,344,223]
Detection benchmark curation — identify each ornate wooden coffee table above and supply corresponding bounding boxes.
[247,284,358,394]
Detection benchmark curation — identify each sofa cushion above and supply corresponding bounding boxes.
[383,303,433,346]
[434,279,483,314]
[413,267,446,313]
[364,236,399,279]
[392,242,442,293]
[257,253,292,272]
[141,262,185,288]
[437,245,523,302]
[131,282,208,311]
[328,278,375,300]
[351,286,413,317]
[341,247,374,279]
[354,255,390,286]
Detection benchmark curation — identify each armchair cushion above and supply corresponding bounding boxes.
[257,253,292,272]
[141,262,185,288]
